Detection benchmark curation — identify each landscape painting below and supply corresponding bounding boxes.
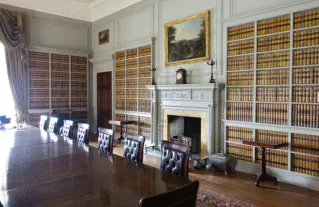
[165,11,210,66]
[99,29,109,45]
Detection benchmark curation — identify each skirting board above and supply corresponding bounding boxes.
[235,160,319,191]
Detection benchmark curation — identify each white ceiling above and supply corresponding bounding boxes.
[0,0,142,22]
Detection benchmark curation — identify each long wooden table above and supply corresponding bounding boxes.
[0,126,189,207]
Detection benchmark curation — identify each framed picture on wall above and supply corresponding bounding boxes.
[99,29,109,45]
[164,10,210,66]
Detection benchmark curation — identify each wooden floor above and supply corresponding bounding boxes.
[90,142,318,207]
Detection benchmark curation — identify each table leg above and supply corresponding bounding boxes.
[255,147,277,187]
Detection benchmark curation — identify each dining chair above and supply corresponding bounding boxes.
[39,115,48,130]
[47,117,58,133]
[77,123,90,144]
[60,120,74,138]
[123,133,145,164]
[160,140,191,179]
[139,180,199,207]
[98,127,114,154]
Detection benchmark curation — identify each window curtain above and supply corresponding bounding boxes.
[0,9,28,123]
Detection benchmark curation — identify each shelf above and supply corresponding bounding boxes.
[256,67,289,71]
[29,97,49,99]
[257,31,290,38]
[29,60,49,63]
[256,101,289,104]
[71,72,87,74]
[51,80,69,82]
[290,151,319,158]
[29,69,49,72]
[29,79,49,81]
[227,69,254,73]
[29,88,49,90]
[293,25,319,32]
[292,84,319,86]
[256,85,289,87]
[51,88,69,90]
[226,141,289,152]
[227,53,254,58]
[71,89,87,91]
[51,62,69,65]
[292,102,319,105]
[292,64,319,68]
[51,97,69,98]
[226,101,253,103]
[257,48,290,54]
[293,45,319,50]
[226,86,254,88]
[227,37,254,43]
[71,63,87,66]
[71,80,86,82]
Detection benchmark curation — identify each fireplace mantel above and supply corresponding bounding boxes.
[146,83,225,157]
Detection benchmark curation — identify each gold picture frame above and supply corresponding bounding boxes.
[99,29,109,45]
[164,10,210,66]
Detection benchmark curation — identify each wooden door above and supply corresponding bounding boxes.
[97,72,112,129]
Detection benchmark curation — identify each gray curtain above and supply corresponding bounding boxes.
[0,9,28,122]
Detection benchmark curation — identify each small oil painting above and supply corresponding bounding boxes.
[165,11,210,66]
[99,29,109,45]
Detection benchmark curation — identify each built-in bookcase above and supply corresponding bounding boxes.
[225,8,319,177]
[28,51,88,126]
[114,44,153,140]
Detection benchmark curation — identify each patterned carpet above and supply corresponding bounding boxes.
[197,188,255,207]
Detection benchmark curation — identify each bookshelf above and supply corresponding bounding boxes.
[225,8,319,177]
[28,51,89,126]
[115,44,153,140]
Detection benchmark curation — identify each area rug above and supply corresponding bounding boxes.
[197,188,255,207]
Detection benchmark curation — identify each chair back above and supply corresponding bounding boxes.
[61,120,74,138]
[160,140,191,179]
[98,127,114,154]
[139,180,199,207]
[48,117,58,133]
[123,133,145,163]
[77,123,89,144]
[39,115,48,130]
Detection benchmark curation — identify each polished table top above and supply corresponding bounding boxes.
[0,126,189,207]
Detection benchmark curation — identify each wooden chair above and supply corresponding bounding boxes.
[39,115,48,130]
[60,120,74,138]
[77,123,89,144]
[160,140,191,179]
[47,117,58,133]
[98,127,114,154]
[139,180,199,207]
[123,133,145,164]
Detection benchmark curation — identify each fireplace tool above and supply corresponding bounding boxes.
[207,60,216,83]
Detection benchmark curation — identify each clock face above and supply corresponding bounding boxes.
[177,73,182,80]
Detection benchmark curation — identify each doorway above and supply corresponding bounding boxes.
[97,72,112,129]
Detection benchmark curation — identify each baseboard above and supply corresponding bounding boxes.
[235,160,319,191]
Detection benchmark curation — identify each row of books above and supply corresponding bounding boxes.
[292,104,319,128]
[72,73,87,81]
[127,79,137,88]
[293,48,319,66]
[115,61,125,70]
[138,100,151,113]
[127,59,137,69]
[256,69,289,85]
[294,8,319,30]
[292,86,319,103]
[127,49,138,59]
[29,52,49,62]
[227,39,254,56]
[30,98,49,109]
[227,23,254,41]
[116,80,125,89]
[256,129,288,150]
[227,71,254,86]
[256,149,288,170]
[116,70,125,79]
[226,126,253,143]
[116,68,152,79]
[116,90,125,99]
[139,89,150,99]
[227,88,253,101]
[30,80,49,89]
[226,102,253,122]
[71,64,87,73]
[71,98,88,108]
[29,61,49,70]
[257,33,290,52]
[71,82,87,90]
[126,100,137,111]
[139,56,152,67]
[51,98,69,109]
[139,116,151,128]
[257,51,290,68]
[256,103,288,125]
[257,16,290,36]
[291,133,318,155]
[291,154,318,176]
[51,63,69,72]
[29,70,49,80]
[256,87,289,102]
[51,90,69,98]
[127,89,137,98]
[127,126,138,134]
[30,89,49,98]
[51,54,69,64]
[71,56,87,65]
[227,56,254,71]
[139,127,151,138]
[115,51,126,61]
[226,143,252,162]
[51,81,69,89]
[139,78,152,88]
[116,90,150,99]
[293,29,319,48]
[293,67,319,84]
[139,45,152,57]
[127,69,137,78]
[51,72,69,80]
[139,68,151,78]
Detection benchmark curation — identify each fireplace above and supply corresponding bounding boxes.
[168,115,201,155]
